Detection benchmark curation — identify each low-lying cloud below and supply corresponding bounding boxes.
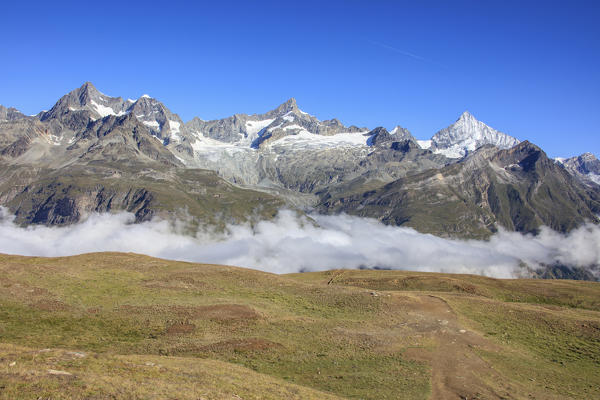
[0,208,598,278]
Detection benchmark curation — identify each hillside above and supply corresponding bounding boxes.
[0,253,599,399]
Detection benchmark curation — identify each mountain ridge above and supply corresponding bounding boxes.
[0,83,595,177]
[0,83,526,155]
[0,82,597,246]
[5,83,594,164]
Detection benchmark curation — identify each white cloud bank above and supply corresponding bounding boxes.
[0,208,598,278]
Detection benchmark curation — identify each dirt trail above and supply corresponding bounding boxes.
[397,294,555,400]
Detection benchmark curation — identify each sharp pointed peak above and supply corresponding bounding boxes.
[390,125,415,138]
[76,81,101,95]
[264,97,301,118]
[391,124,408,132]
[458,110,476,121]
[276,97,299,111]
[62,82,105,104]
[73,82,122,101]
[283,97,297,106]
[280,97,299,110]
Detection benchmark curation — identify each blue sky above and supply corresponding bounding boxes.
[1,0,598,158]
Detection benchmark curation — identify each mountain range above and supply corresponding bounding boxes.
[0,82,598,244]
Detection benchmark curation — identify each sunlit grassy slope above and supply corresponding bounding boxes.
[0,253,598,399]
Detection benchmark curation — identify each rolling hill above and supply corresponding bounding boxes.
[0,252,598,399]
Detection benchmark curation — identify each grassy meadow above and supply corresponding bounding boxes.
[0,253,598,399]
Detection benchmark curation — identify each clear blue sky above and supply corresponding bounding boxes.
[1,0,599,158]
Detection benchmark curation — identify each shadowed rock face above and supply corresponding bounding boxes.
[366,126,416,146]
[319,142,600,238]
[2,164,284,228]
[0,83,598,241]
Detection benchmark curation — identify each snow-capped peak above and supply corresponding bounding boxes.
[458,110,476,121]
[428,111,520,158]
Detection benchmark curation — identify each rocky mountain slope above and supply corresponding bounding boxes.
[557,152,600,186]
[0,82,597,241]
[320,141,600,238]
[0,83,283,227]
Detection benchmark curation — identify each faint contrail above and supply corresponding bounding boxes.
[369,40,427,61]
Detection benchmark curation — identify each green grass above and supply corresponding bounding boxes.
[291,268,600,399]
[0,344,342,399]
[0,253,430,399]
[447,296,600,399]
[291,269,600,310]
[1,253,599,399]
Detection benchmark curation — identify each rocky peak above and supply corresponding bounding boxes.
[0,105,27,121]
[366,127,389,146]
[135,94,157,105]
[390,125,416,141]
[130,95,164,115]
[60,82,117,110]
[560,152,600,178]
[262,98,299,119]
[278,98,298,113]
[579,152,598,162]
[124,93,186,142]
[37,83,189,144]
[490,140,552,173]
[367,126,417,147]
[41,82,129,124]
[325,118,342,126]
[76,82,102,104]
